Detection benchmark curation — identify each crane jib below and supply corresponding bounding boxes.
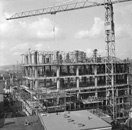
[6,0,132,20]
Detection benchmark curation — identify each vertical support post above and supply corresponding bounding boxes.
[25,55,28,64]
[42,55,45,64]
[44,66,46,87]
[57,66,60,91]
[105,0,116,120]
[76,66,80,100]
[30,80,33,90]
[28,49,32,64]
[34,51,38,89]
[25,67,28,77]
[94,65,98,97]
[26,79,29,87]
[127,63,130,107]
[29,66,32,89]
[30,66,32,77]
[127,64,129,85]
[30,54,32,64]
[76,66,79,89]
[50,66,52,86]
[35,66,38,89]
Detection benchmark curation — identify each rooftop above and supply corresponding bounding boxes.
[40,110,111,130]
[0,116,44,130]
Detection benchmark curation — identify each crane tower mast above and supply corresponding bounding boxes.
[104,0,116,120]
[7,0,132,120]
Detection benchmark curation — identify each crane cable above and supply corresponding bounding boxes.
[53,13,56,40]
[52,4,56,41]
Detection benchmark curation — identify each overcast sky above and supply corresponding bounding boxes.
[0,0,132,65]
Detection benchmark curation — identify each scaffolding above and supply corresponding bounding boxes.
[19,49,131,121]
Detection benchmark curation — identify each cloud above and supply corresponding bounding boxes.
[0,43,5,50]
[34,43,43,50]
[0,0,63,43]
[0,17,61,42]
[98,49,105,56]
[86,48,93,57]
[10,43,29,52]
[0,0,132,65]
[75,16,132,39]
[0,0,65,65]
[75,17,104,39]
[115,24,131,39]
[10,42,51,55]
[115,4,132,17]
[114,4,132,38]
[13,52,21,56]
[33,43,50,51]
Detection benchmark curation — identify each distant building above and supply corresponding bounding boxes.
[0,80,4,112]
[0,80,4,128]
[0,115,44,130]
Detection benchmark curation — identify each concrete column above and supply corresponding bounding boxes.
[57,66,60,91]
[116,88,118,97]
[76,66,79,89]
[44,66,46,87]
[67,66,70,88]
[30,67,32,77]
[127,72,129,85]
[94,65,98,97]
[68,78,70,88]
[35,80,38,90]
[49,66,52,76]
[127,86,130,95]
[28,54,31,64]
[25,67,28,76]
[76,66,80,100]
[30,54,32,64]
[26,55,28,64]
[35,66,38,89]
[37,53,39,64]
[43,66,45,76]
[34,51,38,64]
[50,79,52,87]
[49,54,51,63]
[28,67,30,77]
[24,67,26,76]
[77,92,80,100]
[26,79,28,86]
[30,80,33,90]
[42,55,44,64]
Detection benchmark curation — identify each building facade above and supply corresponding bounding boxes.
[19,50,131,120]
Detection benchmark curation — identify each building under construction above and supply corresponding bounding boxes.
[16,49,131,121]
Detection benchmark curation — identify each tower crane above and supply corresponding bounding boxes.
[7,0,132,120]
